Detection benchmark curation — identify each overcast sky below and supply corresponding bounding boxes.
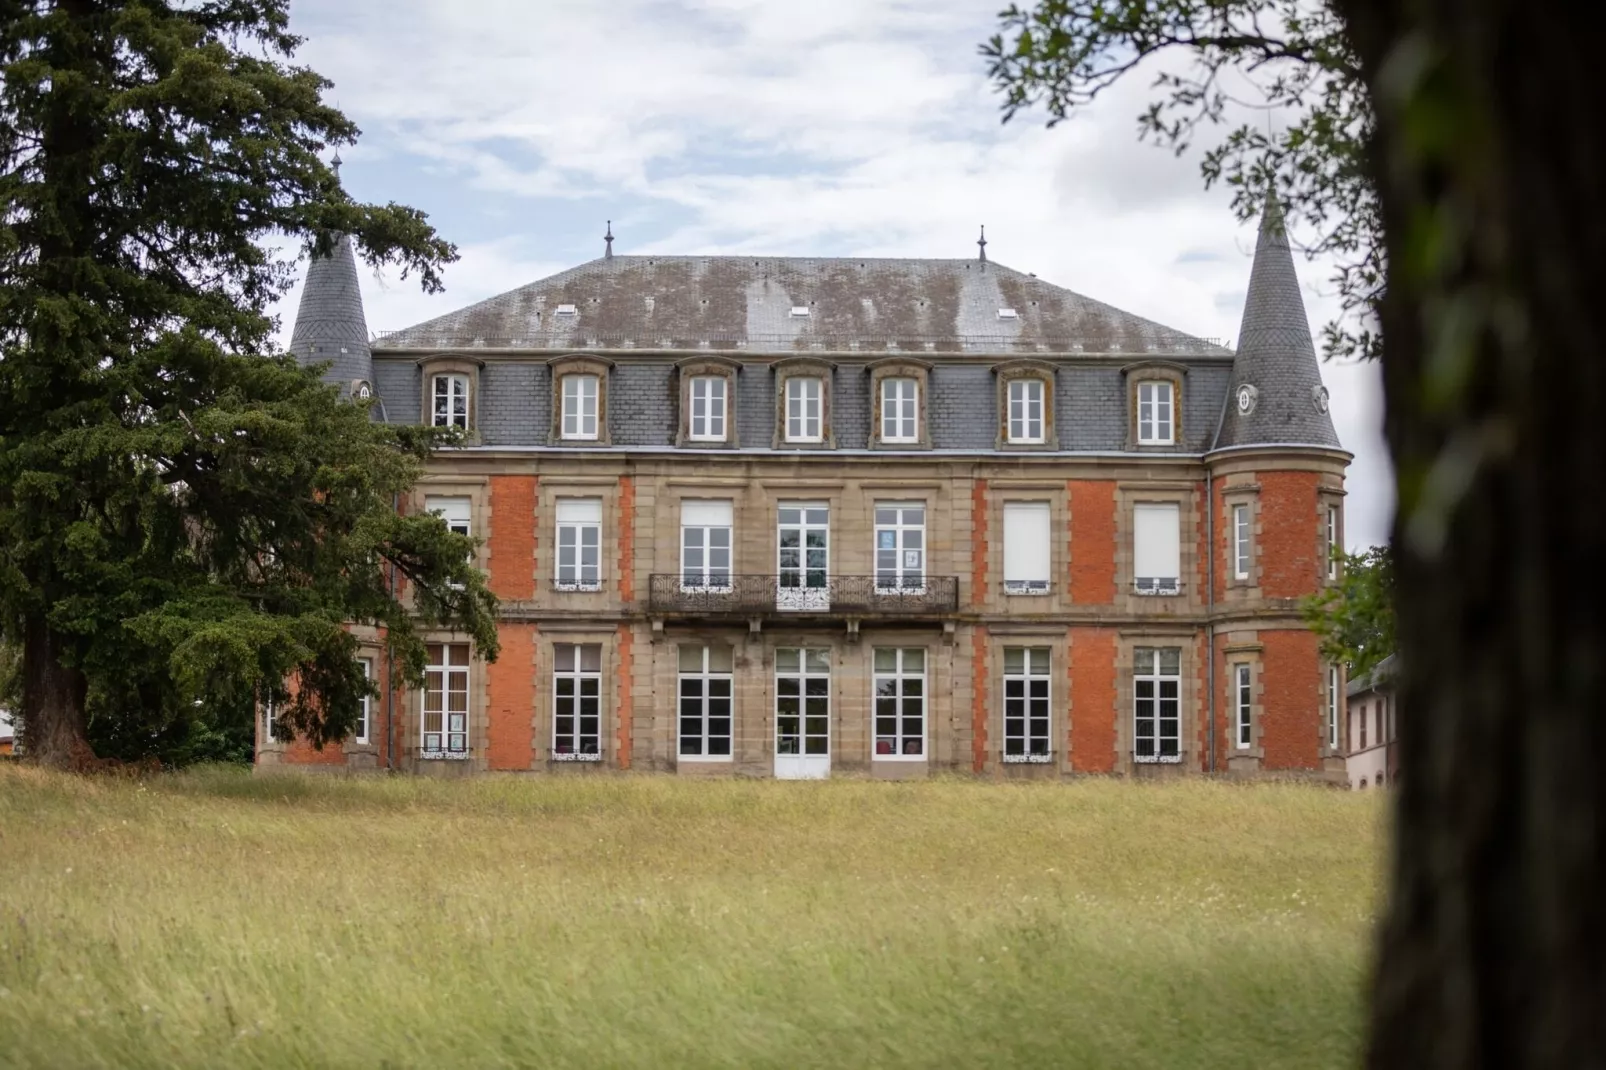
[274,0,1393,550]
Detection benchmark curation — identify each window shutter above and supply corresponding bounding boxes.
[556,498,602,525]
[1133,504,1181,583]
[1003,502,1051,589]
[425,496,472,530]
[680,499,733,527]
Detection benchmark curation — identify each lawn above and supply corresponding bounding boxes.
[0,765,1385,1069]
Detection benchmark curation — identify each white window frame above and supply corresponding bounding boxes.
[1002,501,1051,595]
[553,643,603,761]
[785,376,823,443]
[680,500,733,591]
[1137,380,1174,445]
[426,496,473,590]
[777,503,829,596]
[1133,502,1181,595]
[873,503,925,593]
[355,657,372,745]
[1234,663,1252,749]
[775,647,831,761]
[1003,647,1052,763]
[1327,504,1341,580]
[688,376,727,442]
[561,374,600,441]
[1232,503,1251,581]
[880,377,919,444]
[678,645,734,760]
[1327,665,1341,749]
[421,643,470,759]
[1133,647,1182,764]
[555,498,603,592]
[873,647,926,760]
[1007,378,1045,444]
[431,373,469,429]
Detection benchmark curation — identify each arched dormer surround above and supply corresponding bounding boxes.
[865,356,933,449]
[1120,359,1188,451]
[416,353,486,439]
[993,358,1058,451]
[674,354,742,448]
[771,356,837,449]
[547,354,616,446]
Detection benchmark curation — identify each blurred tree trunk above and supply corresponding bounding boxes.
[1336,0,1606,1064]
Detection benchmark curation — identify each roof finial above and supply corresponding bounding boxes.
[604,220,614,260]
[977,224,988,264]
[331,150,343,177]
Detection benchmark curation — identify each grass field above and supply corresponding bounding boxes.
[0,765,1385,1069]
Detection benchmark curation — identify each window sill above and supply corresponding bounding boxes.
[1002,754,1053,765]
[552,752,604,763]
[873,754,928,763]
[420,751,471,761]
[1003,584,1051,596]
[1132,583,1183,597]
[678,754,734,763]
[1132,755,1184,765]
[554,583,604,593]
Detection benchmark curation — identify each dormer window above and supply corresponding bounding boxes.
[1137,381,1174,444]
[867,358,931,449]
[1008,379,1044,443]
[785,376,823,442]
[562,374,599,440]
[880,377,918,443]
[432,374,469,429]
[689,376,726,441]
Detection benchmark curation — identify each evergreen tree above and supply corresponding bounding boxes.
[1302,545,1396,677]
[0,0,498,768]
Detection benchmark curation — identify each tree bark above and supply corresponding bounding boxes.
[20,612,93,770]
[1333,0,1606,1065]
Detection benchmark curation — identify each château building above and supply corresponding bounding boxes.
[260,198,1350,779]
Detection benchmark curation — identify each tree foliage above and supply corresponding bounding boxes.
[982,0,1380,360]
[1302,545,1395,676]
[0,0,497,765]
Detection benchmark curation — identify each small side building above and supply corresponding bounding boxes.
[1345,654,1396,789]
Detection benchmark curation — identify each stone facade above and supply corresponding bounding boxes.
[261,202,1351,780]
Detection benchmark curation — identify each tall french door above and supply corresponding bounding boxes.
[777,504,829,610]
[775,647,831,778]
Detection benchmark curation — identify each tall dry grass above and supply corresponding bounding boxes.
[0,765,1384,1069]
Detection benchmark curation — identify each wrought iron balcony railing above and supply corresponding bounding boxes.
[648,574,959,617]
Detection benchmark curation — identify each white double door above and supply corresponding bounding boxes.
[774,647,830,779]
[776,503,829,611]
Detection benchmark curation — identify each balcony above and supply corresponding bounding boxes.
[648,574,959,620]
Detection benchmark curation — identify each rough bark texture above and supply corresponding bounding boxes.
[1336,0,1606,1065]
[20,614,93,769]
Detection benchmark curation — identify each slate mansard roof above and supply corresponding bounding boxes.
[375,256,1233,356]
[292,202,1344,456]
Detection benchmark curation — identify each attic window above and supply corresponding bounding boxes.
[790,306,810,317]
[555,304,578,316]
[997,308,1019,319]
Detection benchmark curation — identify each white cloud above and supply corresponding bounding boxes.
[277,0,1393,548]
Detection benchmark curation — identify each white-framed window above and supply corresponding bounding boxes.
[1003,646,1052,762]
[1007,378,1044,443]
[355,657,372,745]
[680,500,733,590]
[553,643,602,760]
[1327,665,1341,749]
[678,644,734,760]
[261,694,276,740]
[688,376,727,441]
[1234,663,1252,749]
[775,647,831,759]
[1137,381,1174,445]
[555,498,602,591]
[1326,504,1341,580]
[425,496,472,538]
[1133,502,1181,594]
[1232,502,1251,581]
[785,376,823,442]
[561,374,600,440]
[777,503,829,597]
[431,374,469,429]
[1003,501,1050,594]
[422,643,470,759]
[873,647,925,759]
[1134,647,1181,763]
[880,377,919,443]
[874,503,925,592]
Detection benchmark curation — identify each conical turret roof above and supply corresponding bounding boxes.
[289,234,373,391]
[1213,193,1341,449]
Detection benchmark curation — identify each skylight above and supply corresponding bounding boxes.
[790,306,810,317]
[997,307,1019,319]
[554,303,578,316]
